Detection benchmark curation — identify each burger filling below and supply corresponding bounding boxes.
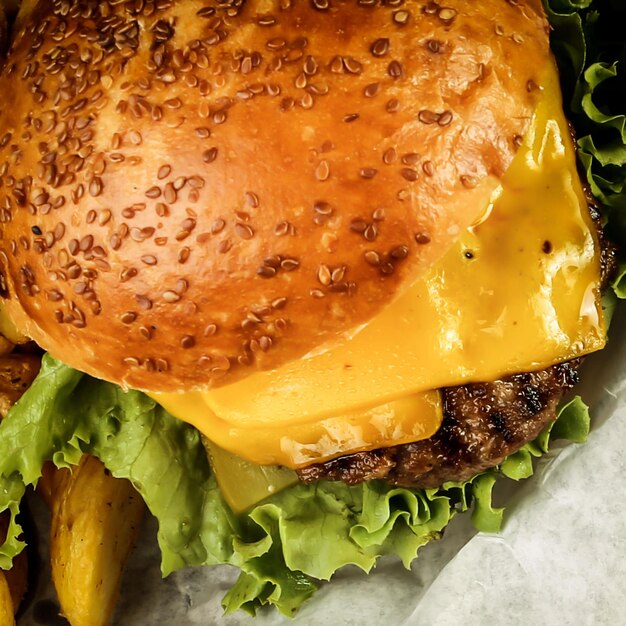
[151,64,607,487]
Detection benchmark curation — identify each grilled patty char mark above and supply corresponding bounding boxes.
[297,361,581,488]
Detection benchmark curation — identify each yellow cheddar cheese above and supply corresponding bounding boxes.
[157,389,442,467]
[152,64,605,468]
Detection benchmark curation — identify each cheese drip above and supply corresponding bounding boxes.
[153,65,605,468]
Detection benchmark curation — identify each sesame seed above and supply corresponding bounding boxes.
[422,160,435,176]
[218,240,232,254]
[89,178,103,197]
[245,192,259,208]
[164,97,182,109]
[382,148,397,165]
[79,235,94,251]
[402,153,421,165]
[204,323,218,337]
[281,258,300,271]
[363,83,380,98]
[427,39,443,54]
[212,110,227,125]
[136,295,153,310]
[257,265,277,278]
[120,267,138,282]
[370,38,390,57]
[527,79,539,92]
[315,160,330,181]
[203,147,218,163]
[364,250,381,266]
[364,224,378,241]
[180,335,196,349]
[304,55,318,75]
[163,183,177,204]
[438,110,454,126]
[418,109,440,124]
[390,245,409,260]
[460,175,478,189]
[235,223,255,240]
[274,221,291,236]
[359,168,378,179]
[401,168,418,182]
[257,15,277,26]
[318,264,331,286]
[121,311,137,324]
[173,177,187,191]
[342,56,362,74]
[438,7,457,22]
[387,60,403,79]
[386,98,400,113]
[259,336,273,352]
[415,232,431,244]
[162,290,181,303]
[350,218,367,233]
[314,201,333,216]
[157,164,171,179]
[393,10,410,25]
[267,37,286,50]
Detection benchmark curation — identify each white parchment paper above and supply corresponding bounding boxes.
[19,306,626,626]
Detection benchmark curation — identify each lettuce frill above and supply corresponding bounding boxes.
[0,356,590,615]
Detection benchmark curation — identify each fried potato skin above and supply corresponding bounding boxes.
[0,571,14,626]
[48,455,145,626]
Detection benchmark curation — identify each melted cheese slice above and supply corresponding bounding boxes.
[153,65,605,468]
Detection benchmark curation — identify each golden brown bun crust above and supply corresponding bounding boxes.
[0,0,550,391]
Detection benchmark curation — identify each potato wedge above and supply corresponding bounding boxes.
[49,455,145,626]
[0,571,14,626]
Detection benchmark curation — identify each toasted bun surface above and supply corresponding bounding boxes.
[0,0,549,391]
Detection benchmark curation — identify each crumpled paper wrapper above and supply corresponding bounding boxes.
[20,307,626,625]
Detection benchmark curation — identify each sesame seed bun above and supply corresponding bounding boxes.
[0,0,550,392]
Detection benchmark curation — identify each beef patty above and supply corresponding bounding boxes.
[298,201,616,489]
[297,361,580,488]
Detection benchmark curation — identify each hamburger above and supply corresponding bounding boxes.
[0,0,622,620]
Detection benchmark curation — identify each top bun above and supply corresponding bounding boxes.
[0,0,550,391]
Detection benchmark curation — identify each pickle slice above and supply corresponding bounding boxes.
[203,438,298,513]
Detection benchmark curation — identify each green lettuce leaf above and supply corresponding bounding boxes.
[546,0,626,285]
[0,355,235,574]
[0,356,591,615]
